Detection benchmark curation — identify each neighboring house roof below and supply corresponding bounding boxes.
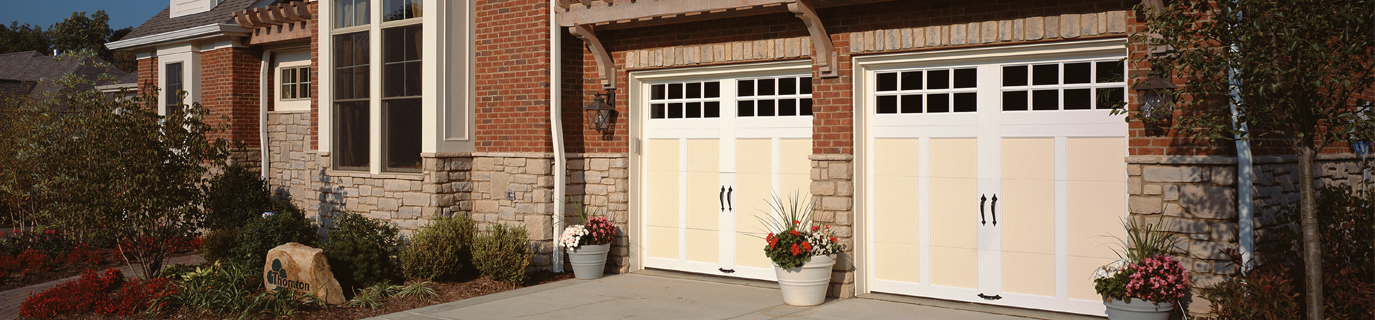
[123,0,263,40]
[0,50,128,100]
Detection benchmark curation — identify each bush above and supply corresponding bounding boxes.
[152,260,276,317]
[1203,184,1375,319]
[200,228,238,263]
[323,212,400,291]
[19,267,174,319]
[472,224,533,285]
[230,201,318,266]
[400,214,477,280]
[204,165,273,232]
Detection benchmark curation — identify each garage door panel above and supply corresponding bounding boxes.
[685,139,721,266]
[645,139,681,260]
[1067,138,1125,301]
[1000,138,1056,297]
[874,138,921,283]
[735,139,774,269]
[929,138,978,289]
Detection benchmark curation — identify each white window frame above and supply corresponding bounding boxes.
[320,0,471,174]
[274,49,313,112]
[156,45,199,116]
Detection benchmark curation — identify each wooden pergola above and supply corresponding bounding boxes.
[232,1,317,46]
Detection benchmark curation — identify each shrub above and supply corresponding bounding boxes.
[230,201,318,266]
[19,267,173,319]
[152,260,262,316]
[200,228,238,263]
[472,224,533,285]
[400,214,477,280]
[64,243,104,265]
[323,212,400,291]
[204,165,273,232]
[18,248,52,273]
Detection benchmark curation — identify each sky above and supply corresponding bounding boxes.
[0,0,168,31]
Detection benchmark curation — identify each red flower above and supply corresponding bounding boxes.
[790,244,801,255]
[830,237,837,242]
[793,220,800,225]
[789,230,801,236]
[802,241,812,251]
[811,225,820,231]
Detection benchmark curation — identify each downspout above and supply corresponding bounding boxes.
[261,50,274,179]
[1228,13,1254,271]
[549,1,567,273]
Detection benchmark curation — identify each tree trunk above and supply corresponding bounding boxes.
[1298,146,1324,319]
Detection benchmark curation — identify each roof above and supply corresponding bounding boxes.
[123,0,264,40]
[0,50,128,99]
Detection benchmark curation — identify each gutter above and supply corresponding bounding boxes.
[550,1,567,273]
[1228,17,1255,270]
[260,50,273,180]
[106,23,253,51]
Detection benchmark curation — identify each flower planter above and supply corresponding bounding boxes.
[566,243,610,279]
[773,254,835,306]
[1103,297,1175,320]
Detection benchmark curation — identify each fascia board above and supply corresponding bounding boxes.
[106,24,253,51]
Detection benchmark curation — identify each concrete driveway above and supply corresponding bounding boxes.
[369,271,1104,320]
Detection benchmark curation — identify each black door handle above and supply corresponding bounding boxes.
[727,187,734,211]
[719,268,735,274]
[990,195,998,226]
[720,186,725,210]
[978,293,1002,300]
[979,195,987,225]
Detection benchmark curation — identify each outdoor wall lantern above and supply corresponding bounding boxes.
[1133,77,1178,128]
[584,90,616,133]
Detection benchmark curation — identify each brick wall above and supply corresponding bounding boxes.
[474,0,554,153]
[200,46,263,145]
[136,57,158,99]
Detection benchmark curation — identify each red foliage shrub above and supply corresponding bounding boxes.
[17,268,173,318]
[0,253,21,277]
[64,244,105,265]
[18,248,52,272]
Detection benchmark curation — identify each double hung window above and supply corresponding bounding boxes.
[165,62,184,115]
[281,67,312,100]
[332,0,424,172]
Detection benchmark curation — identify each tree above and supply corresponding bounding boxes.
[50,11,115,64]
[0,21,52,54]
[107,27,136,73]
[1137,0,1375,318]
[0,51,228,278]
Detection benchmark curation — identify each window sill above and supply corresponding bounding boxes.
[323,168,425,181]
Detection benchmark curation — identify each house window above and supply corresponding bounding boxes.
[281,66,311,100]
[331,0,424,172]
[165,62,184,115]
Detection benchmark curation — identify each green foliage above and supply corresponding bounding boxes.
[200,228,239,264]
[400,214,476,280]
[241,287,321,318]
[204,165,273,232]
[0,21,52,54]
[391,281,437,299]
[230,201,319,267]
[471,224,533,285]
[346,281,394,309]
[1093,268,1131,301]
[152,260,262,317]
[1113,216,1183,264]
[323,212,400,291]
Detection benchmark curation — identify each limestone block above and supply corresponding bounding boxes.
[981,21,997,43]
[1211,167,1236,185]
[1081,13,1098,36]
[398,206,422,219]
[714,44,725,62]
[1128,176,1143,195]
[1211,222,1238,242]
[1045,16,1060,39]
[475,158,495,171]
[1165,185,1179,201]
[384,180,410,191]
[654,49,664,67]
[822,197,851,211]
[1188,240,1230,260]
[498,206,516,220]
[913,27,926,48]
[926,27,941,47]
[950,24,966,45]
[1161,216,1209,234]
[1180,185,1237,219]
[590,158,610,171]
[827,162,852,179]
[1143,166,1205,182]
[264,243,345,304]
[812,181,836,196]
[1164,203,1184,216]
[1128,196,1162,214]
[403,193,431,207]
[475,200,498,213]
[837,181,853,196]
[1060,14,1078,38]
[1127,164,1142,176]
[378,198,400,211]
[998,20,1011,42]
[513,174,538,185]
[900,28,913,48]
[1028,16,1045,40]
[1107,11,1128,33]
[1144,184,1162,195]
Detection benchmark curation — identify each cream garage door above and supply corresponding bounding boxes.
[641,70,814,280]
[861,40,1129,316]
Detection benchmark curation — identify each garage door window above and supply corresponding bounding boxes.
[874,67,977,114]
[650,81,721,119]
[738,76,813,117]
[1001,60,1125,111]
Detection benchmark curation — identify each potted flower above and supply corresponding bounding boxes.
[1093,217,1189,319]
[559,201,617,279]
[760,193,841,306]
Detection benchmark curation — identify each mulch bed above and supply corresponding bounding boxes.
[38,270,573,320]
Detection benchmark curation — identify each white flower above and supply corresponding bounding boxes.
[560,225,588,249]
[262,211,276,218]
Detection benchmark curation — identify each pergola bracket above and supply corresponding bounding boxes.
[788,0,838,78]
[570,24,618,90]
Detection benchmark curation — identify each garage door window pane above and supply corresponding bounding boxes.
[1032,64,1058,85]
[758,78,775,96]
[877,72,898,91]
[1063,63,1091,84]
[901,95,922,113]
[800,77,812,94]
[738,80,754,97]
[668,83,683,99]
[953,68,977,88]
[1032,90,1059,110]
[686,102,702,118]
[928,70,949,89]
[953,93,977,112]
[651,103,666,119]
[877,95,898,114]
[705,82,720,98]
[901,71,922,90]
[1004,66,1028,86]
[800,99,813,116]
[779,99,797,116]
[738,100,755,117]
[1097,88,1125,109]
[928,94,949,113]
[779,77,796,95]
[1063,89,1091,110]
[687,82,701,99]
[757,99,776,116]
[1096,61,1124,83]
[705,102,720,117]
[668,103,683,118]
[1003,91,1028,111]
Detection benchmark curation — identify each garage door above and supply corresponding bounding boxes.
[639,63,814,280]
[859,40,1128,315]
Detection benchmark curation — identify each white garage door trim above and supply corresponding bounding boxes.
[629,60,816,281]
[852,38,1129,316]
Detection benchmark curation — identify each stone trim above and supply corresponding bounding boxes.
[810,156,855,298]
[1129,153,1365,165]
[809,154,853,161]
[850,11,1129,53]
[623,36,813,70]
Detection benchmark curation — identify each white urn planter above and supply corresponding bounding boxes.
[773,254,836,306]
[567,243,610,279]
[1103,297,1175,320]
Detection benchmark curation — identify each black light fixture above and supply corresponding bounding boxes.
[1132,77,1177,127]
[584,90,615,133]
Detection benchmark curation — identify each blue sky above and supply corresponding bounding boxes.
[0,0,168,30]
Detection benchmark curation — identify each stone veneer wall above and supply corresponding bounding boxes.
[809,155,856,298]
[564,154,631,274]
[467,153,556,269]
[1125,154,1372,315]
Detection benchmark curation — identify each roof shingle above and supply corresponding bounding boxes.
[122,0,267,40]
